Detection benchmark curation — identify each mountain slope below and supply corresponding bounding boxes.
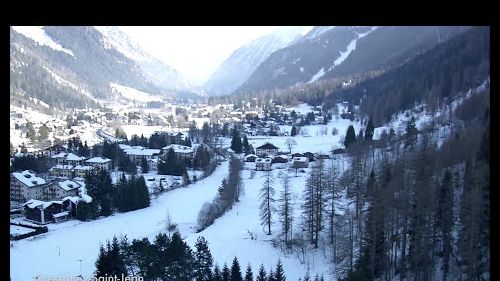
[10,26,201,113]
[327,26,490,124]
[204,27,310,96]
[234,26,467,94]
[94,26,197,93]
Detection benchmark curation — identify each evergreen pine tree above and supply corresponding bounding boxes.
[244,264,253,281]
[213,264,222,281]
[222,263,231,281]
[256,264,267,281]
[195,236,214,281]
[231,128,243,154]
[109,237,128,278]
[268,269,275,281]
[230,257,243,281]
[290,125,297,136]
[344,125,356,148]
[243,135,251,155]
[365,118,375,141]
[94,244,111,278]
[135,176,151,209]
[274,260,286,281]
[141,157,149,173]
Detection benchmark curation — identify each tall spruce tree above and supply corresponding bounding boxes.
[244,264,254,281]
[274,260,286,281]
[213,264,222,281]
[195,236,214,281]
[365,118,375,141]
[230,257,243,281]
[344,125,356,148]
[222,263,231,281]
[256,264,267,281]
[231,128,243,154]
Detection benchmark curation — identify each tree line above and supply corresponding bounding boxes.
[94,231,302,281]
[197,156,243,231]
[76,168,150,221]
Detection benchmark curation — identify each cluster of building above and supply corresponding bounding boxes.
[10,170,92,225]
[244,142,316,171]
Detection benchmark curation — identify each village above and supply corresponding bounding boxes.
[10,100,357,240]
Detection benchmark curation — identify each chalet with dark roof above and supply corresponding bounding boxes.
[256,143,279,157]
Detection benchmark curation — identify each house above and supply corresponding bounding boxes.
[162,144,194,160]
[148,158,158,171]
[43,143,68,157]
[65,153,86,166]
[272,155,288,164]
[244,154,258,162]
[123,146,161,165]
[23,199,65,224]
[51,152,67,165]
[73,165,93,178]
[49,165,74,178]
[53,180,81,199]
[255,157,272,171]
[256,143,279,157]
[85,157,112,171]
[291,153,304,158]
[10,170,50,202]
[292,157,309,169]
[303,152,315,162]
[316,153,331,160]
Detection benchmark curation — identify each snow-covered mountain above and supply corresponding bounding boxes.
[234,26,467,94]
[94,26,198,93]
[203,26,311,96]
[10,26,204,113]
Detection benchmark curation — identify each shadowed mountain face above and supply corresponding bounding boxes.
[234,26,467,95]
[204,27,309,96]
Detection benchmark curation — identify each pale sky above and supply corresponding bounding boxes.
[118,26,282,85]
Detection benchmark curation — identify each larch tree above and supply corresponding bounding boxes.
[259,170,275,235]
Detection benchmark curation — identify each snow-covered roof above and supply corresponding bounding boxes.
[80,194,92,203]
[22,199,60,209]
[65,153,86,161]
[256,158,272,163]
[244,154,257,159]
[51,152,67,159]
[62,196,80,204]
[57,180,80,191]
[162,144,194,154]
[73,165,93,171]
[293,157,308,162]
[274,155,288,160]
[85,157,111,164]
[51,165,74,170]
[12,170,46,187]
[125,148,161,156]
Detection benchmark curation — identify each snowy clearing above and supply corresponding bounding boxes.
[12,26,75,57]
